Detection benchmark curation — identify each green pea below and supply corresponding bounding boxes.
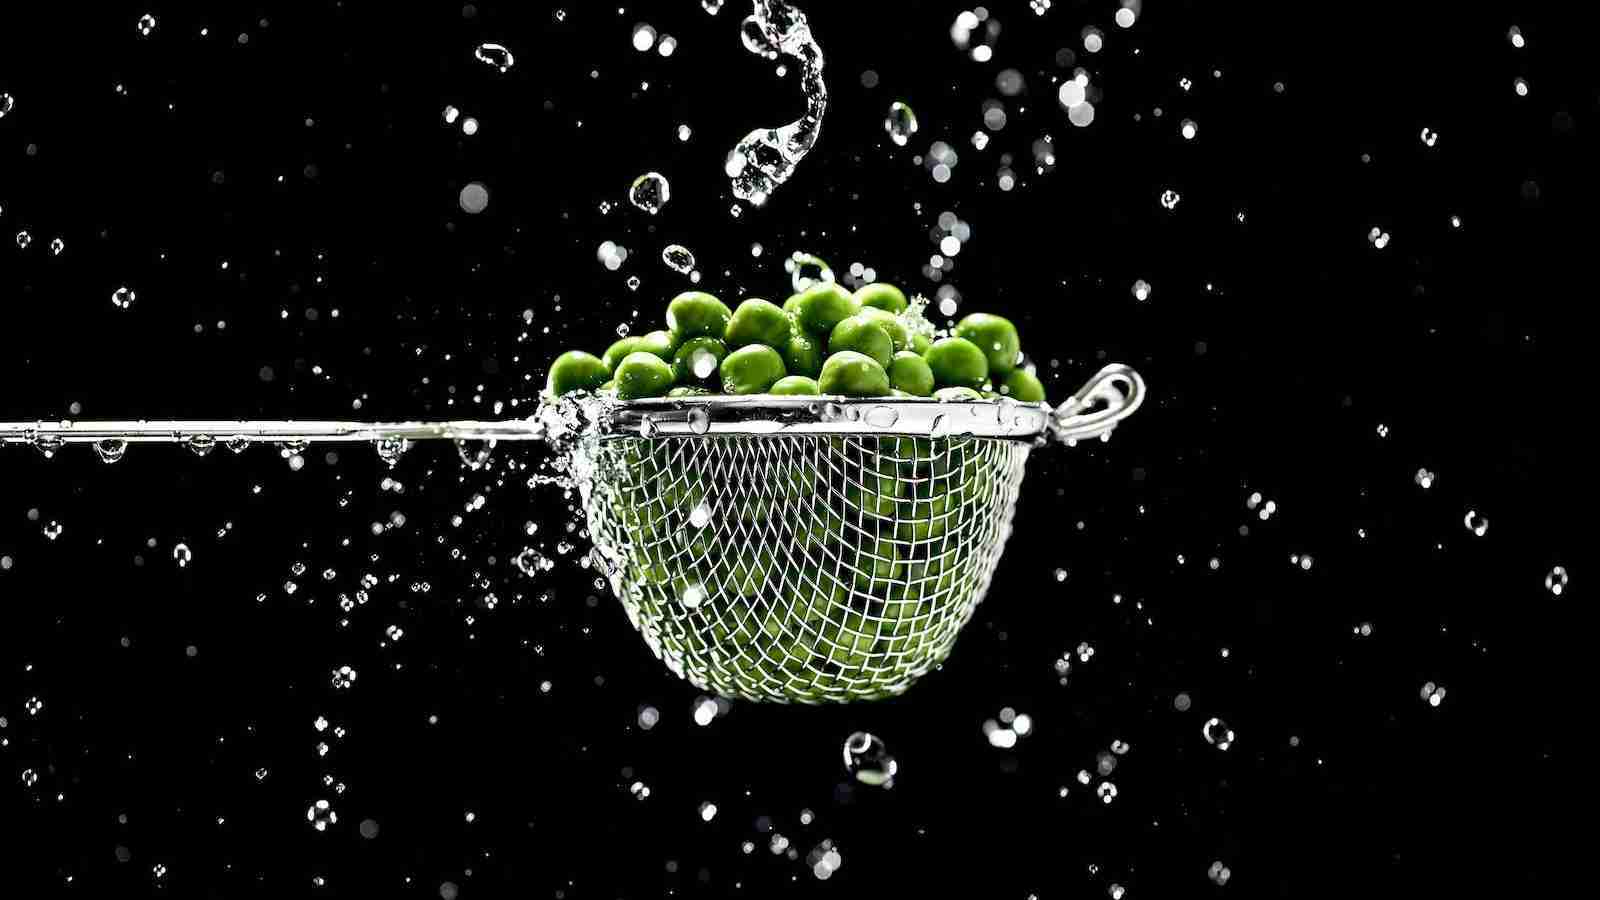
[665,291,733,341]
[953,312,1020,376]
[924,336,989,389]
[667,385,711,397]
[671,336,728,385]
[783,326,824,378]
[910,333,932,355]
[614,351,676,400]
[828,315,894,368]
[857,307,910,352]
[636,330,680,360]
[724,298,792,350]
[933,386,984,401]
[790,282,860,335]
[818,350,891,397]
[546,350,611,396]
[602,336,645,371]
[1000,368,1046,403]
[771,375,821,396]
[887,350,935,397]
[719,344,787,394]
[853,282,909,314]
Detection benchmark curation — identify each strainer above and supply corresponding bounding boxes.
[0,363,1142,703]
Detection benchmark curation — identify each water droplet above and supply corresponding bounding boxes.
[1160,189,1181,210]
[1544,566,1568,596]
[42,520,64,540]
[679,582,706,608]
[843,732,897,787]
[375,437,411,467]
[187,434,216,457]
[1420,126,1439,147]
[459,182,489,214]
[92,438,127,463]
[631,22,657,52]
[21,768,38,787]
[330,666,357,690]
[1202,717,1235,750]
[1464,509,1489,537]
[638,415,659,438]
[0,93,14,119]
[15,230,31,249]
[1180,118,1198,140]
[1208,861,1233,886]
[884,101,917,146]
[473,42,514,73]
[702,0,725,13]
[688,500,714,528]
[1414,468,1435,489]
[455,439,493,470]
[225,436,250,454]
[1132,279,1151,302]
[786,251,834,293]
[628,172,670,214]
[1420,680,1447,707]
[1508,25,1525,49]
[686,406,711,434]
[48,237,64,256]
[136,13,157,36]
[306,799,338,831]
[1096,781,1118,803]
[112,286,137,310]
[173,543,192,568]
[864,406,899,428]
[662,244,695,273]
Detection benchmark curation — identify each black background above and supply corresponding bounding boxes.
[1,0,1583,896]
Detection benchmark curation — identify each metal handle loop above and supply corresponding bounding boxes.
[1048,364,1146,445]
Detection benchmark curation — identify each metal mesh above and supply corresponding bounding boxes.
[581,434,1030,703]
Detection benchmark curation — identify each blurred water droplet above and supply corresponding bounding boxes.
[1464,509,1489,537]
[48,237,64,256]
[1414,468,1435,489]
[1420,126,1439,147]
[473,42,514,73]
[679,582,705,608]
[1180,118,1198,140]
[94,438,128,464]
[173,543,192,568]
[14,230,30,249]
[703,0,725,13]
[786,251,834,293]
[0,93,14,119]
[306,799,338,831]
[1208,861,1233,886]
[1160,190,1181,210]
[112,286,137,309]
[330,666,357,689]
[1202,717,1235,750]
[43,520,64,541]
[455,439,493,470]
[136,13,157,36]
[662,244,696,273]
[843,732,897,786]
[1132,279,1151,302]
[884,101,917,146]
[459,182,489,214]
[628,172,670,214]
[689,499,714,528]
[1544,566,1568,596]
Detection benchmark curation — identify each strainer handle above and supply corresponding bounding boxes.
[1048,363,1145,444]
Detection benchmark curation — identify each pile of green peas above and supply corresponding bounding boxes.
[545,280,1047,404]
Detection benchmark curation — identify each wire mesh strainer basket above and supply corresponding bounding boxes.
[577,364,1144,703]
[1,364,1142,704]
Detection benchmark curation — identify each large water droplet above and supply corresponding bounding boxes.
[864,406,899,428]
[33,433,65,459]
[662,244,695,273]
[473,42,515,73]
[629,172,670,214]
[686,406,711,434]
[375,437,412,467]
[94,438,128,464]
[884,101,917,146]
[843,732,897,787]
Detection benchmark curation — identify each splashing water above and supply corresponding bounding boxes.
[884,101,917,147]
[725,1,827,207]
